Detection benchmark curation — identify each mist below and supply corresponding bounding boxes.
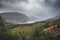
[0,0,60,21]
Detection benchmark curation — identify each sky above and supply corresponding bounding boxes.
[0,0,60,21]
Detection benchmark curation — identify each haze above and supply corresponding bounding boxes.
[0,0,60,21]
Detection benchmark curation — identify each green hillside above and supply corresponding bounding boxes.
[0,15,60,40]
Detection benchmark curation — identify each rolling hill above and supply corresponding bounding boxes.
[0,12,29,24]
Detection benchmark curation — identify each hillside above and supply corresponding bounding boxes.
[45,15,60,22]
[0,12,29,24]
[43,19,60,36]
[11,19,60,37]
[11,21,46,33]
[0,14,60,40]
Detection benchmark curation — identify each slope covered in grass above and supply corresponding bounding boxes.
[10,19,60,40]
[0,15,60,40]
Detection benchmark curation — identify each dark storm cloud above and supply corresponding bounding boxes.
[44,0,60,9]
[0,3,3,8]
[54,0,60,8]
[43,0,60,16]
[0,0,28,3]
[0,0,28,9]
[0,0,60,21]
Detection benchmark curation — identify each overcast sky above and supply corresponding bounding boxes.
[0,0,60,21]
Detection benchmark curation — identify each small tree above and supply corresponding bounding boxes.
[0,15,8,32]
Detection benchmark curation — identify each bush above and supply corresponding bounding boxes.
[26,25,56,40]
[0,32,21,40]
[0,15,21,40]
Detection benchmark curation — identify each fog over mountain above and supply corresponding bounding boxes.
[0,12,29,24]
[0,0,60,22]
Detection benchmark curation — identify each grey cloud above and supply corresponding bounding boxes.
[0,0,60,21]
[43,0,60,9]
[0,0,28,3]
[54,0,60,8]
[0,3,3,8]
[0,0,28,8]
[38,0,60,15]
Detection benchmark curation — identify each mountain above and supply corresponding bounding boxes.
[29,16,38,21]
[0,12,29,24]
[45,15,60,22]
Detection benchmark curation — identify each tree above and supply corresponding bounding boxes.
[0,15,8,32]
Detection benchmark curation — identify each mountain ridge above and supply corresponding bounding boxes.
[0,12,29,24]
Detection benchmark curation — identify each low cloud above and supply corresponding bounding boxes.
[0,0,60,21]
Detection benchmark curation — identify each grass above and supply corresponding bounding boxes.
[0,15,60,40]
[10,21,60,40]
[11,22,46,33]
[0,16,60,40]
[11,26,31,34]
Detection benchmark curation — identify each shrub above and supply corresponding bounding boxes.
[27,25,56,40]
[0,15,21,40]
